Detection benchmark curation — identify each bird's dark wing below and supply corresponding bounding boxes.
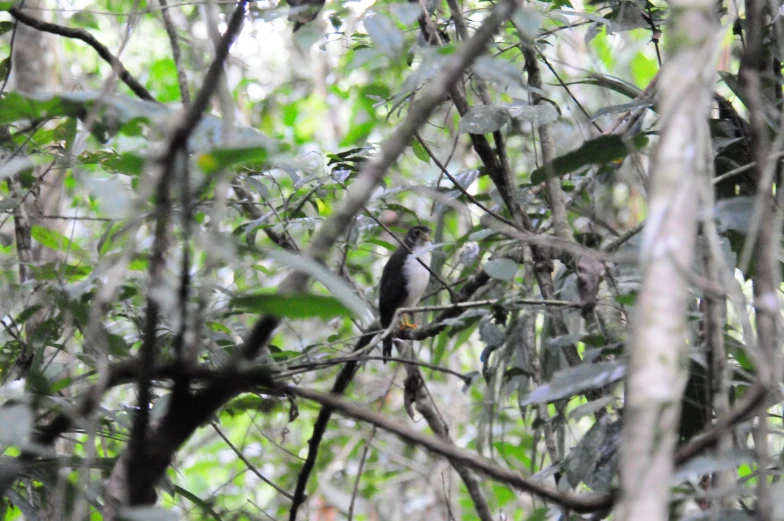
[379,246,410,359]
[379,247,409,327]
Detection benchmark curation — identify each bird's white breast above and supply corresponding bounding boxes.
[403,247,430,308]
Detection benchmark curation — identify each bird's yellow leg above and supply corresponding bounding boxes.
[400,312,418,329]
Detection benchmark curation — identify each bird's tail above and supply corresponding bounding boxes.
[383,336,393,363]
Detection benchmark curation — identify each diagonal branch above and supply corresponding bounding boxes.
[520,43,574,243]
[157,0,191,107]
[401,358,493,521]
[8,7,155,101]
[286,384,613,512]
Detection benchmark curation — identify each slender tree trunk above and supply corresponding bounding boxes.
[11,0,64,373]
[11,3,67,519]
[614,1,721,519]
[13,0,62,259]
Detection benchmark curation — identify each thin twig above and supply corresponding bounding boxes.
[158,0,191,106]
[415,134,518,229]
[347,372,400,521]
[536,48,602,133]
[211,422,295,501]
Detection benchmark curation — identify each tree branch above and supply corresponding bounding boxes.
[286,384,613,512]
[8,7,155,101]
[738,0,779,512]
[400,360,494,521]
[157,0,190,107]
[520,43,574,243]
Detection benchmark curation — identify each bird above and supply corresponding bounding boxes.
[286,0,325,32]
[379,225,431,360]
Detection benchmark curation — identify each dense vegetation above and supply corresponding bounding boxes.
[0,0,779,519]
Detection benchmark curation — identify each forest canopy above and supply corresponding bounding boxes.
[0,0,779,519]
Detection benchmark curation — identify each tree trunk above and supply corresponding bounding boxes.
[614,1,721,519]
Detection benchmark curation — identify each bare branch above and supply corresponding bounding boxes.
[9,7,155,101]
[211,422,295,501]
[286,384,613,512]
[738,0,780,514]
[520,43,574,243]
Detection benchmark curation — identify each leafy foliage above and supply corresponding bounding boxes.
[0,0,775,518]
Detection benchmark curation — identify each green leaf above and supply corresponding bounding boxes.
[0,57,9,85]
[511,8,543,39]
[0,92,92,125]
[31,225,89,260]
[101,151,146,176]
[196,145,268,174]
[382,203,419,220]
[367,238,396,251]
[530,134,649,184]
[412,139,430,163]
[525,508,548,521]
[483,258,518,280]
[509,102,559,126]
[714,196,753,235]
[267,248,372,319]
[339,120,374,147]
[231,293,353,319]
[365,13,403,57]
[522,361,625,404]
[29,262,92,280]
[565,76,641,99]
[567,396,614,421]
[16,304,43,324]
[458,105,510,134]
[615,293,636,306]
[0,21,14,36]
[0,91,269,149]
[472,56,528,91]
[56,117,78,151]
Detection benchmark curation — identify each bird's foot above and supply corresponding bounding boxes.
[400,313,419,329]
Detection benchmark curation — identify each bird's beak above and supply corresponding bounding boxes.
[425,233,431,243]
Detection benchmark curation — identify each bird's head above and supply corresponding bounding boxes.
[404,225,431,249]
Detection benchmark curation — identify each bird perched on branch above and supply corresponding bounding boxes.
[379,225,431,360]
